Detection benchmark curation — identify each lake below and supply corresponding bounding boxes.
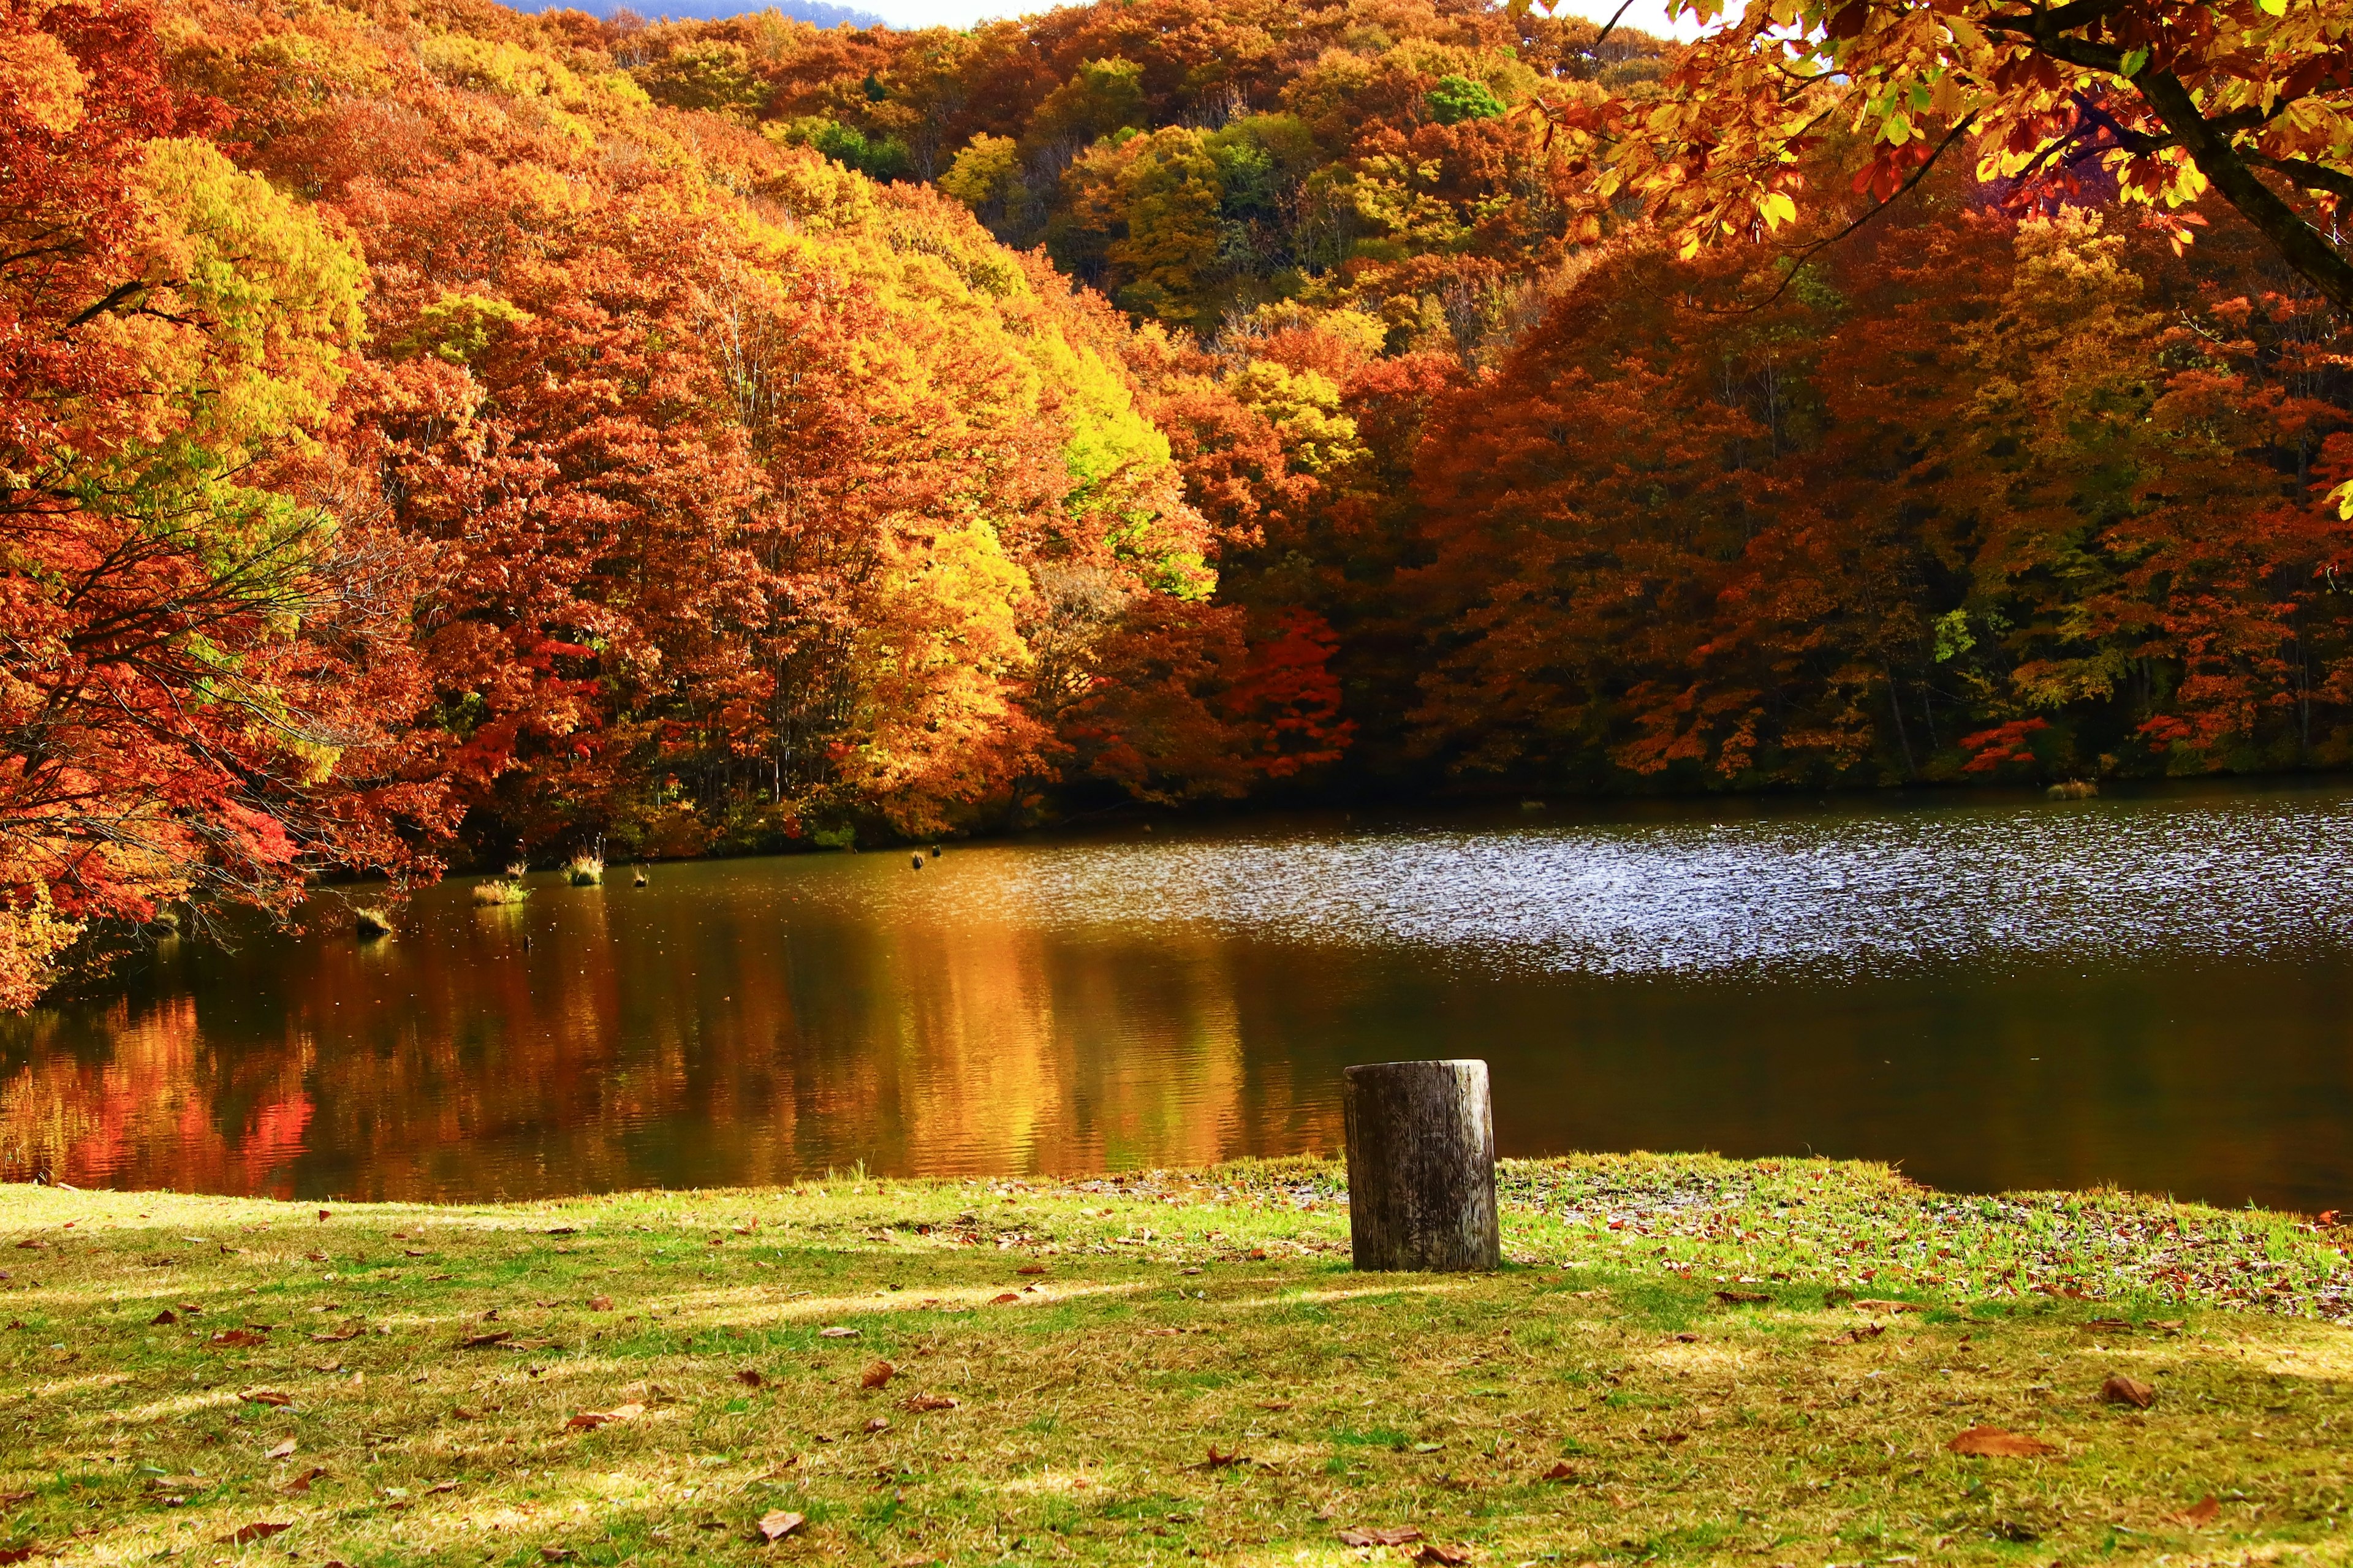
[6,781,2352,1211]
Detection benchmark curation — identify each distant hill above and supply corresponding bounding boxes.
[506,0,886,26]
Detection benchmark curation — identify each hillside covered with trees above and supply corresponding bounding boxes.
[6,0,2353,1002]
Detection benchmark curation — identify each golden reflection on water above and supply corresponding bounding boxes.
[9,789,2353,1210]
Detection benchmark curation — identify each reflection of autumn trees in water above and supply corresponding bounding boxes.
[1,994,315,1194]
[0,871,1335,1199]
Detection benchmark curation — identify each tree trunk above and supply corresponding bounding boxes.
[1342,1059,1500,1271]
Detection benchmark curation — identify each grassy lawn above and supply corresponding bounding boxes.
[1,1153,2348,1566]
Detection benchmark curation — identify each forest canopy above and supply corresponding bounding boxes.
[4,0,2351,1004]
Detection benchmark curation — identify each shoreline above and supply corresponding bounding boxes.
[1,1152,2347,1564]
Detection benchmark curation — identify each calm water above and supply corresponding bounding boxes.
[7,782,2353,1211]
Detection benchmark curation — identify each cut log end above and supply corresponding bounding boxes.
[1342,1059,1499,1273]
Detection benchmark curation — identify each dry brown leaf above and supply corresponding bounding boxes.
[459,1330,513,1349]
[863,1416,890,1433]
[150,1309,177,1326]
[1947,1426,2058,1458]
[735,1370,765,1388]
[1713,1290,1770,1304]
[904,1393,958,1412]
[818,1325,858,1338]
[317,1210,330,1222]
[210,1329,267,1348]
[0,1492,31,1506]
[2169,1496,2221,1527]
[1851,1299,1926,1314]
[265,1439,297,1460]
[1828,1324,1887,1344]
[1016,1265,1046,1276]
[2085,1317,2130,1330]
[1669,1331,1699,1343]
[758,1510,805,1542]
[280,1468,327,1494]
[242,1389,294,1407]
[588,1296,612,1312]
[540,1549,575,1563]
[0,1545,35,1566]
[2101,1373,2156,1409]
[564,1403,645,1431]
[1336,1526,1423,1547]
[2150,1319,2185,1333]
[1540,1461,1575,1482]
[988,1292,1020,1305]
[426,1481,460,1495]
[860,1359,895,1389]
[1203,1446,1243,1468]
[1415,1545,1472,1566]
[311,1327,361,1343]
[221,1522,291,1545]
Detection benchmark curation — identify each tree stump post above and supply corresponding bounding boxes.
[1341,1059,1499,1271]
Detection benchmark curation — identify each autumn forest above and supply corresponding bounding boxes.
[7,0,2353,1006]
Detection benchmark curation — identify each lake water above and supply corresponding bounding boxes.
[7,781,2352,1211]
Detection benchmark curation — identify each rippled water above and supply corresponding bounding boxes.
[7,781,2352,1210]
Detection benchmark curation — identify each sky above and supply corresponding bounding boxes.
[863,0,1705,39]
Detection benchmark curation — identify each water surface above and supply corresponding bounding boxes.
[7,782,2352,1210]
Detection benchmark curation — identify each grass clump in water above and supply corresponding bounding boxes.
[469,879,528,906]
[0,1153,2346,1565]
[564,854,603,886]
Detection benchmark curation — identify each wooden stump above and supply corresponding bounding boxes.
[1341,1059,1499,1271]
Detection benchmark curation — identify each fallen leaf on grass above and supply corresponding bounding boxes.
[1713,1290,1770,1304]
[2101,1373,2156,1409]
[458,1330,513,1349]
[0,1493,31,1507]
[1540,1461,1575,1482]
[1415,1545,1472,1566]
[861,1360,895,1389]
[210,1329,267,1348]
[150,1309,177,1326]
[736,1370,766,1388]
[758,1510,805,1542]
[311,1327,361,1343]
[1851,1299,1925,1314]
[1016,1265,1046,1276]
[242,1389,294,1407]
[1259,1400,1294,1411]
[281,1468,327,1494]
[1669,1331,1699,1343]
[818,1325,858,1338]
[0,1545,32,1564]
[863,1417,890,1433]
[540,1549,575,1563]
[426,1482,460,1495]
[265,1439,297,1460]
[903,1393,958,1412]
[988,1293,1020,1305]
[1947,1427,2057,1458]
[2085,1317,2129,1330]
[1203,1446,1244,1468]
[564,1403,645,1431]
[221,1522,290,1545]
[2168,1496,2221,1527]
[1336,1526,1423,1547]
[1828,1324,1886,1344]
[586,1295,612,1312]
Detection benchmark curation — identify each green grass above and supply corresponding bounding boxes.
[0,1153,2347,1565]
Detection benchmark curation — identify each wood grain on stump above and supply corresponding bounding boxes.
[1341,1059,1499,1271]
